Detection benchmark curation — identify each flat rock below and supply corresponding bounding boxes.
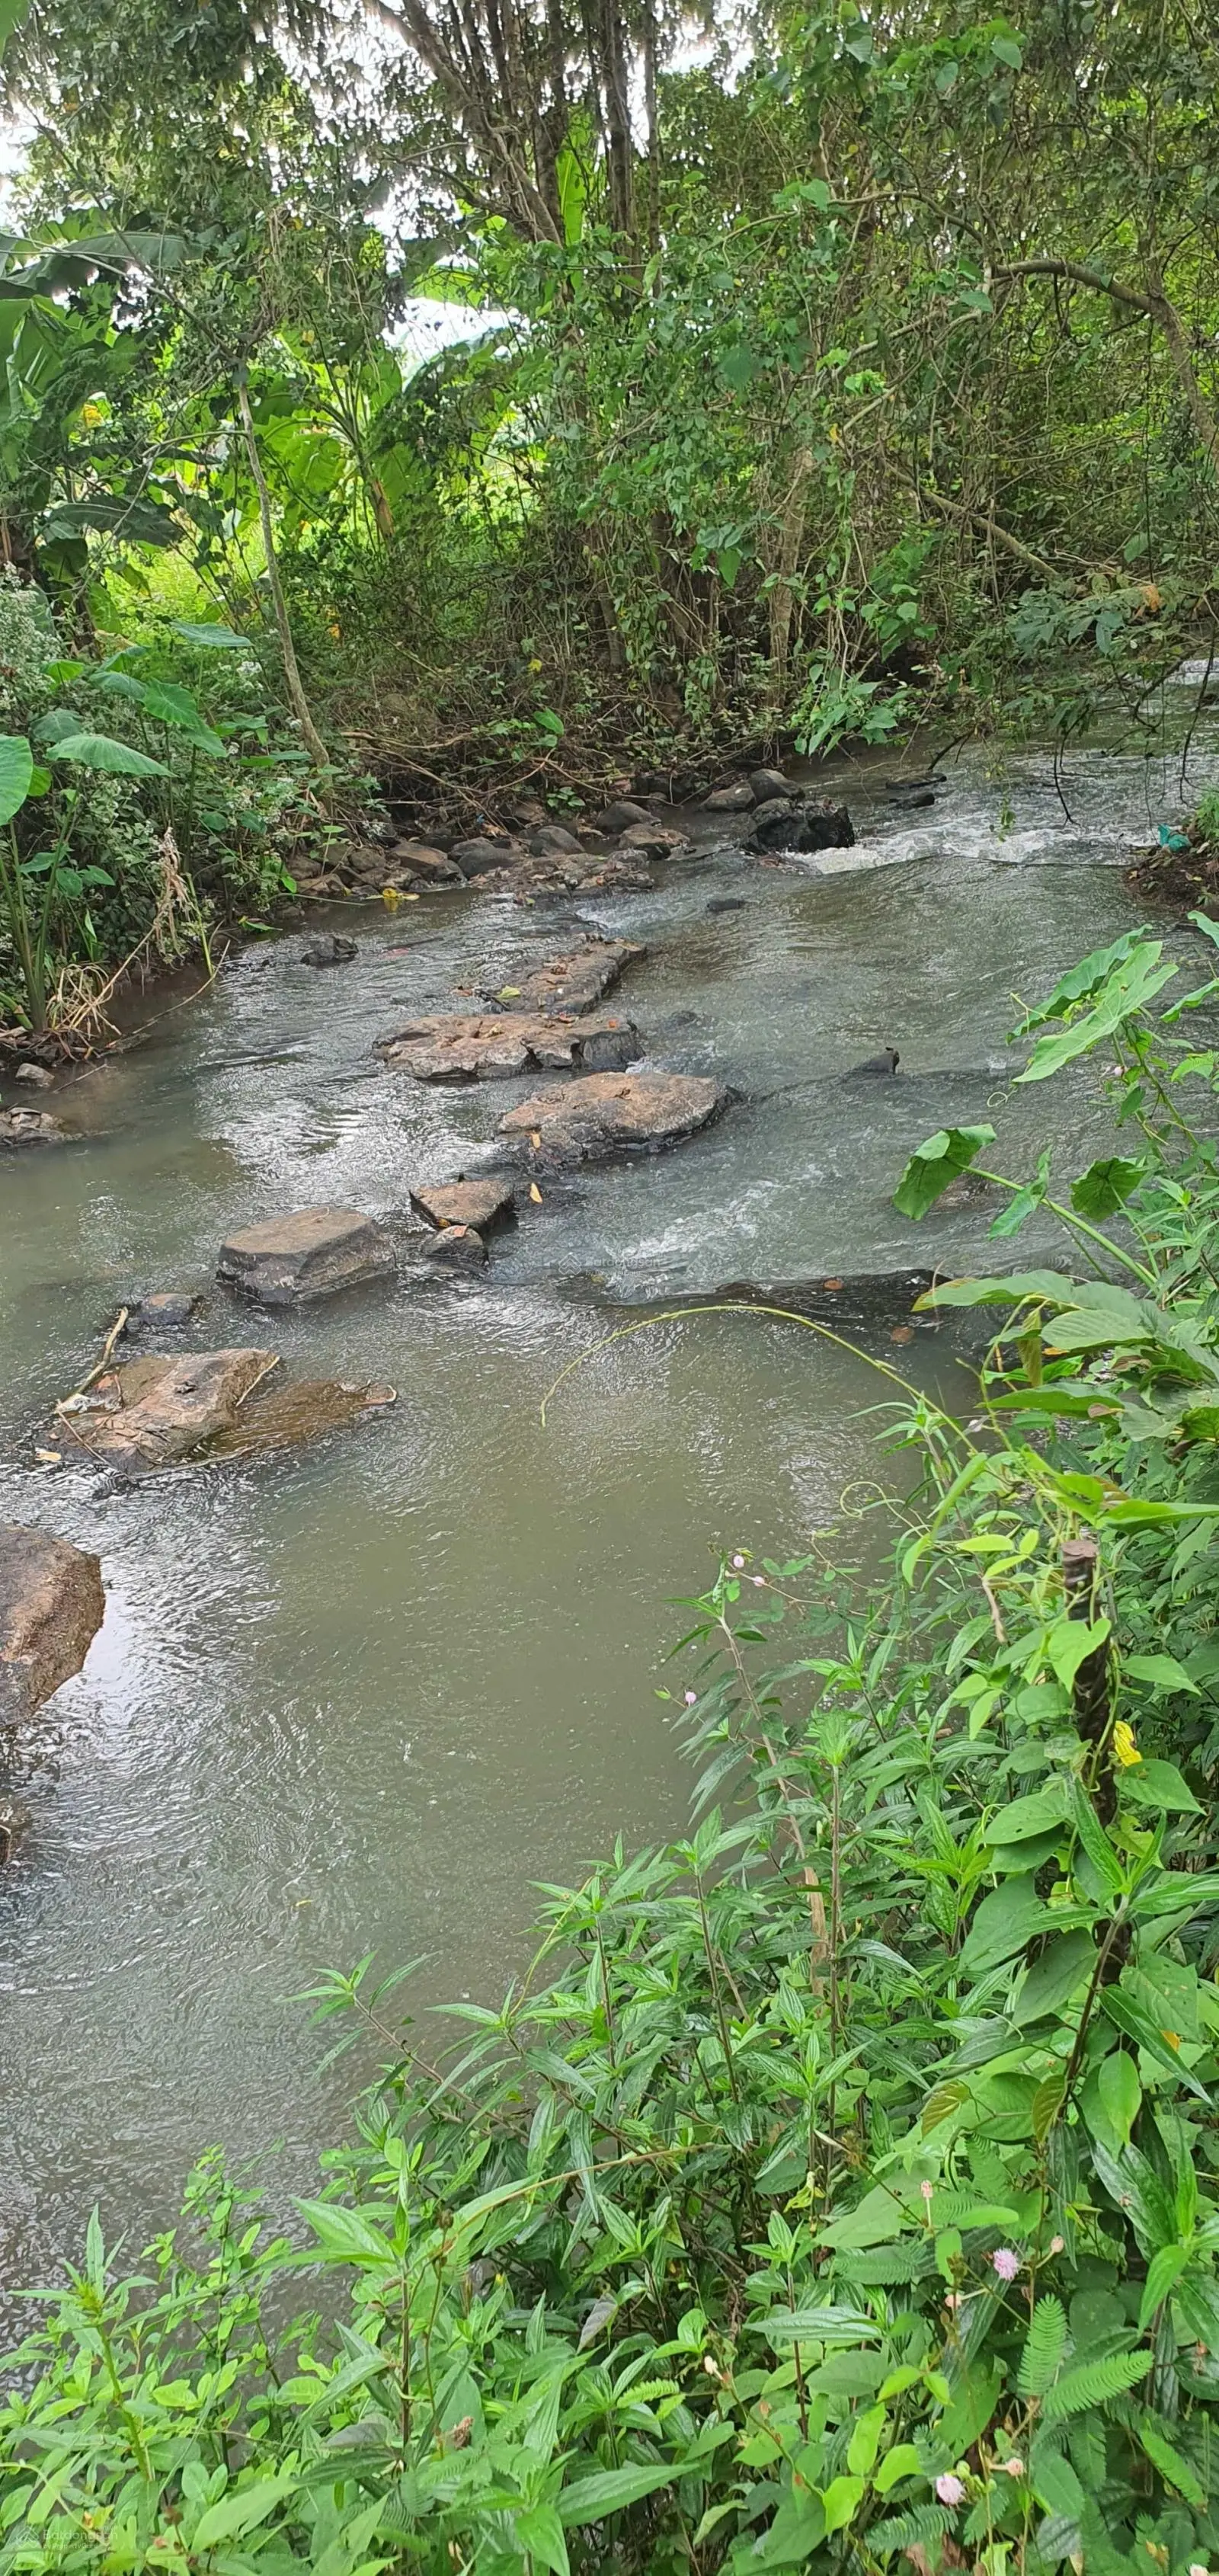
[15,1061,55,1088]
[0,1524,104,1723]
[499,1070,727,1163]
[217,1208,395,1304]
[1,1108,66,1147]
[748,768,791,803]
[481,938,645,1016]
[301,933,357,966]
[54,1349,276,1471]
[376,1010,641,1082]
[411,1178,516,1233]
[508,850,654,900]
[703,781,754,812]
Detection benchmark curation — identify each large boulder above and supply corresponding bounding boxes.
[217,1208,395,1304]
[482,938,645,1017]
[0,1524,104,1722]
[411,1177,516,1234]
[749,767,792,804]
[749,798,854,854]
[703,780,754,813]
[54,1349,277,1471]
[499,1070,727,1163]
[376,1010,641,1082]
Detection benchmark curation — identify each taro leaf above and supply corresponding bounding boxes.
[32,706,88,744]
[1015,944,1178,1084]
[0,730,33,823]
[1011,1929,1095,2025]
[1070,1155,1148,1217]
[986,1784,1069,1846]
[171,619,248,649]
[50,731,169,778]
[917,1269,1073,1309]
[960,1877,1054,1976]
[1016,928,1153,1032]
[1119,1757,1202,1814]
[893,1125,996,1219]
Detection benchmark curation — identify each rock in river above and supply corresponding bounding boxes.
[217,1208,395,1304]
[1,1108,66,1147]
[421,1223,488,1267]
[481,937,645,1016]
[748,798,854,854]
[301,933,357,966]
[376,1010,641,1082]
[0,1523,105,1723]
[500,1070,727,1163]
[411,1177,516,1234]
[54,1349,277,1470]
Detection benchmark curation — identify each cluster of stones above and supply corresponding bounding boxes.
[291,795,693,905]
[699,766,855,856]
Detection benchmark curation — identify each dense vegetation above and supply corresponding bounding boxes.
[0,0,1217,1019]
[8,938,1219,2568]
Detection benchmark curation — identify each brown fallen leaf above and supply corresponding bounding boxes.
[822,1277,843,1291]
[530,1182,543,1202]
[889,1325,913,1343]
[530,1131,542,1148]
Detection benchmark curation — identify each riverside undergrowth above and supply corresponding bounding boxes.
[10,942,1219,2570]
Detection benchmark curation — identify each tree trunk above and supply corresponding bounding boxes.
[235,379,331,776]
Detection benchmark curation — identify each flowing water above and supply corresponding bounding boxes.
[1,717,1216,2307]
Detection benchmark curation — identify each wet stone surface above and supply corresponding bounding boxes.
[216,1207,396,1304]
[499,1070,729,1165]
[375,1010,642,1082]
[0,1523,105,1723]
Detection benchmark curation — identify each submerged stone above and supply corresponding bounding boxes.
[499,1070,727,1163]
[123,1291,199,1331]
[301,933,357,966]
[376,1010,642,1082]
[749,798,854,854]
[54,1349,277,1470]
[421,1224,488,1267]
[217,1208,395,1304]
[482,939,645,1016]
[0,1523,105,1723]
[411,1178,516,1234]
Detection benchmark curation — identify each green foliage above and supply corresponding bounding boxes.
[11,946,1219,2568]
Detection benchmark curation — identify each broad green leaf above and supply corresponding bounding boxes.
[1070,1156,1147,1217]
[1011,1928,1095,2025]
[516,2502,569,2575]
[936,2358,1001,2456]
[50,731,169,778]
[819,2474,864,2536]
[1137,2244,1191,2329]
[1016,927,1153,1030]
[1119,1758,1201,1815]
[1015,944,1178,1083]
[917,1269,1073,1310]
[893,1125,996,1219]
[0,731,33,822]
[1096,2050,1141,2146]
[846,2405,885,2477]
[558,2464,675,2525]
[873,2442,923,2494]
[1046,1616,1109,1689]
[1123,1653,1198,1697]
[960,1877,1054,1975]
[171,619,248,648]
[1099,1992,1211,2101]
[986,1784,1069,1845]
[990,32,1023,66]
[192,2472,299,2550]
[1067,1777,1125,1893]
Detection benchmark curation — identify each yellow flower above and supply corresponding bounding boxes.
[382,886,401,909]
[1112,1721,1141,1768]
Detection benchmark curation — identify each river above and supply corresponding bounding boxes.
[0,715,1213,2309]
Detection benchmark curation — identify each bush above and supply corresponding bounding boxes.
[6,932,1219,2571]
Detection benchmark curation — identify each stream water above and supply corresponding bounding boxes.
[2,715,1216,2310]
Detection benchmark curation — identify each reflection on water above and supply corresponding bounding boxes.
[1,719,1215,2304]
